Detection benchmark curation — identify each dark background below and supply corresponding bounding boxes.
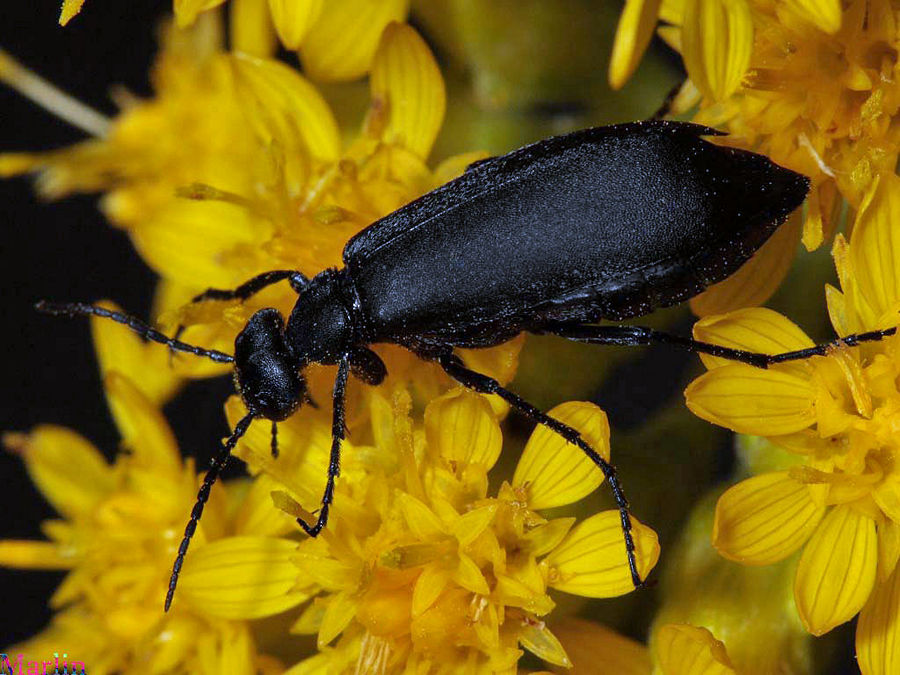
[0,3,240,645]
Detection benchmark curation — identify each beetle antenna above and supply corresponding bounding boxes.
[165,412,255,611]
[35,301,234,364]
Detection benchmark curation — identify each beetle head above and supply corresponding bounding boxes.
[233,308,306,421]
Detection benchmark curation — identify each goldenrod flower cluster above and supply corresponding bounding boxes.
[6,1,900,674]
[1,7,655,674]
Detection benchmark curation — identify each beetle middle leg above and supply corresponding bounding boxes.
[436,352,644,589]
[296,355,350,538]
[544,323,898,368]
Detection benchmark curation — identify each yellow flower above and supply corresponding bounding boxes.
[0,313,303,674]
[548,620,745,675]
[59,0,408,80]
[684,173,900,669]
[1,17,516,392]
[548,493,809,675]
[610,0,900,315]
[225,386,659,673]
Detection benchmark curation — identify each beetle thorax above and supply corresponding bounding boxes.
[285,268,355,366]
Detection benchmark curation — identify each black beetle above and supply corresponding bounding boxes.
[36,120,895,610]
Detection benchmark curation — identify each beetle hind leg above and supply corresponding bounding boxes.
[436,353,645,590]
[545,322,898,368]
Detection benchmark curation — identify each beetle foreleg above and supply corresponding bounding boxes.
[297,356,350,538]
[170,270,311,357]
[437,353,644,590]
[188,270,310,305]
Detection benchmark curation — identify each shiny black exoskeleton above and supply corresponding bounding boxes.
[45,120,891,613]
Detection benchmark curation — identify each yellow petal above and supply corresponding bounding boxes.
[685,365,816,435]
[783,0,842,34]
[132,199,260,289]
[90,300,181,405]
[713,472,824,564]
[174,0,226,27]
[231,0,277,57]
[230,52,341,162]
[4,426,114,518]
[232,475,298,537]
[431,151,490,188]
[877,517,900,584]
[318,591,358,647]
[369,22,445,159]
[58,0,85,25]
[513,402,610,510]
[451,505,498,547]
[178,536,308,619]
[524,518,576,558]
[104,372,181,473]
[412,564,451,616]
[794,505,877,635]
[398,492,446,539]
[299,0,409,82]
[654,624,736,675]
[874,479,900,526]
[425,389,501,470]
[849,173,900,328]
[454,552,491,596]
[693,306,815,374]
[0,540,73,570]
[690,212,802,317]
[857,565,900,675]
[268,0,324,49]
[681,0,753,101]
[543,511,659,598]
[520,621,572,668]
[609,0,663,90]
[552,617,650,675]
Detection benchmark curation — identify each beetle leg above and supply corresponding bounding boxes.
[271,420,279,459]
[165,412,255,611]
[167,270,310,361]
[349,346,387,385]
[545,323,898,368]
[297,355,350,538]
[437,353,644,590]
[187,269,310,305]
[650,79,686,120]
